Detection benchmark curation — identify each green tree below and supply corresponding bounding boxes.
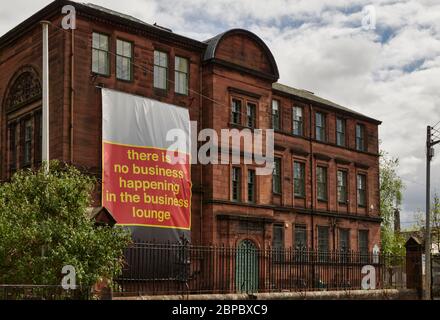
[415,194,440,252]
[380,151,405,256]
[0,161,131,288]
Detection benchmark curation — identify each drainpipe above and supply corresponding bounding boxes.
[199,61,203,245]
[70,29,75,164]
[332,218,337,251]
[309,104,314,250]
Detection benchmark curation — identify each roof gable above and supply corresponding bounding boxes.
[204,29,279,81]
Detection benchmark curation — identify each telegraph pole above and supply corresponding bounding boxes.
[426,125,440,300]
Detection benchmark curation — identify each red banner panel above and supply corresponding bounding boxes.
[102,142,192,230]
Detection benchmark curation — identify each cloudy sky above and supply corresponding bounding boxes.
[1,0,440,228]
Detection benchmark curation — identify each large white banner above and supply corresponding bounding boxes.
[101,89,192,241]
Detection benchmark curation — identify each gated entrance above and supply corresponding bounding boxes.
[235,240,259,293]
[433,254,440,299]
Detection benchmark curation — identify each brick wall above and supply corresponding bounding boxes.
[0,3,381,251]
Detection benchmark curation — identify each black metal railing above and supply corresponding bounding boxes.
[113,242,408,297]
[0,285,91,300]
[433,254,440,298]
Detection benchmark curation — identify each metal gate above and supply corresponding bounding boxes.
[433,254,440,299]
[235,240,259,293]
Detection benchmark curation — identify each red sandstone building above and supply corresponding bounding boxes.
[0,0,382,254]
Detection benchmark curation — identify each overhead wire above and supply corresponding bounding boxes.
[47,21,233,111]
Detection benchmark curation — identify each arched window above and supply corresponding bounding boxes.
[5,69,41,113]
[4,66,42,176]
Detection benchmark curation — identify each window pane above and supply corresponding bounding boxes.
[273,225,284,249]
[293,107,303,136]
[273,158,282,194]
[357,174,367,207]
[359,231,368,250]
[116,40,122,55]
[247,103,256,128]
[92,33,109,51]
[232,167,241,201]
[294,162,305,197]
[359,230,369,262]
[273,224,285,262]
[295,225,307,250]
[116,40,132,81]
[318,226,329,257]
[93,33,100,48]
[92,50,99,73]
[160,52,167,66]
[117,56,131,81]
[339,229,350,252]
[94,50,108,75]
[175,56,188,73]
[356,124,365,151]
[316,112,326,142]
[337,170,347,203]
[92,33,109,75]
[175,72,187,95]
[317,167,327,201]
[175,57,189,95]
[272,100,280,130]
[337,119,345,146]
[23,120,32,166]
[99,34,108,50]
[154,66,167,89]
[123,41,132,57]
[154,51,167,67]
[154,51,168,89]
[9,124,17,172]
[231,99,242,124]
[248,170,256,203]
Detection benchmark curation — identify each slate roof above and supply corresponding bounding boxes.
[273,83,381,124]
[0,0,206,50]
[0,0,380,124]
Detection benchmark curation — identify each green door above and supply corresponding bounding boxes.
[236,240,259,293]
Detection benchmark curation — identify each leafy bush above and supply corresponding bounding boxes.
[0,161,131,287]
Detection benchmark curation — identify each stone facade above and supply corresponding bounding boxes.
[0,0,382,251]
